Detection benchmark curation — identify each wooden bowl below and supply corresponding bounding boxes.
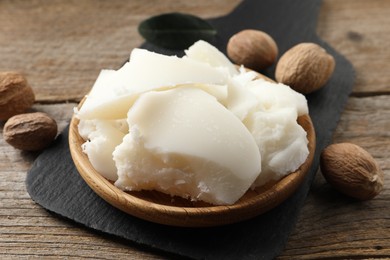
[69,82,315,228]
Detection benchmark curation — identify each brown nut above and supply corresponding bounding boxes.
[275,42,335,94]
[227,29,278,71]
[3,112,58,151]
[320,143,384,200]
[0,72,35,120]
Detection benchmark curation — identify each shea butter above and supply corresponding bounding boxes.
[77,48,231,120]
[114,87,261,205]
[76,40,309,205]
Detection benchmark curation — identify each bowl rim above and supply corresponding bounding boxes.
[69,81,316,227]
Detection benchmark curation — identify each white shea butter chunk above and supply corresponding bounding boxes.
[249,108,308,187]
[113,87,261,205]
[247,79,308,116]
[185,40,239,76]
[242,80,309,187]
[79,119,128,181]
[77,48,231,120]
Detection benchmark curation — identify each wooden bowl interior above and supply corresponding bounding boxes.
[69,72,315,227]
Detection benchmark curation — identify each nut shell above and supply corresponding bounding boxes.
[227,29,278,71]
[320,143,384,200]
[0,72,35,120]
[3,112,58,151]
[275,42,335,94]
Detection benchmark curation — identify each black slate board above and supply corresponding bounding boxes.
[26,0,355,259]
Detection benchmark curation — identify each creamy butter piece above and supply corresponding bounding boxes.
[185,40,239,76]
[248,108,308,187]
[80,119,128,181]
[113,87,261,205]
[247,79,308,116]
[241,79,309,186]
[77,48,231,120]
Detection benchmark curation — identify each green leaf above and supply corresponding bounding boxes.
[138,12,217,50]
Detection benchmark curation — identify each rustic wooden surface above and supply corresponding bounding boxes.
[0,0,389,258]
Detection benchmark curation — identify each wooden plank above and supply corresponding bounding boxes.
[0,0,241,103]
[317,0,390,95]
[1,0,389,102]
[0,0,389,259]
[279,96,390,259]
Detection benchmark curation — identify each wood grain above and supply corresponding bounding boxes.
[0,0,389,258]
[317,0,390,96]
[279,96,390,259]
[0,0,241,103]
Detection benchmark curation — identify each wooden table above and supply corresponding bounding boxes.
[1,0,389,258]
